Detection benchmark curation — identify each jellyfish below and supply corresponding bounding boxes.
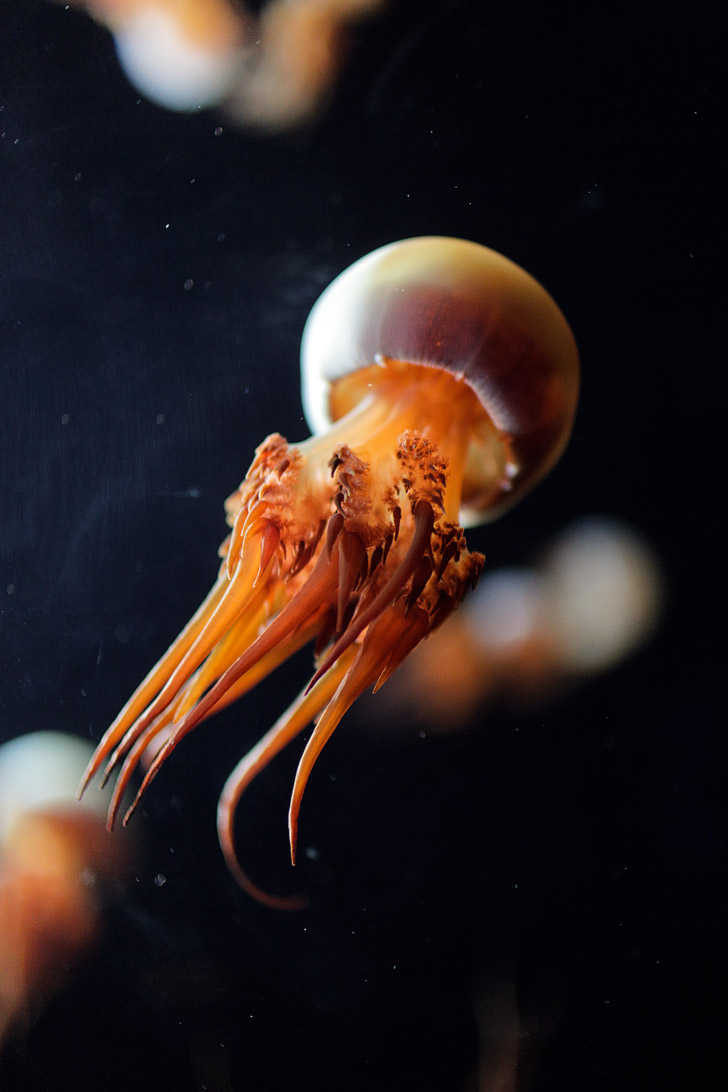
[79,236,579,904]
[55,0,387,127]
[57,0,251,112]
[0,732,134,1046]
[383,517,664,730]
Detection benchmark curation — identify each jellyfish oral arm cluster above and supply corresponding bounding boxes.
[79,237,579,903]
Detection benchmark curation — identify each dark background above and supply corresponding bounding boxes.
[1,1,724,1089]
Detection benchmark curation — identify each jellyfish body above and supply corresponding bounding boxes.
[56,0,386,126]
[0,733,133,1045]
[61,0,250,111]
[80,237,579,904]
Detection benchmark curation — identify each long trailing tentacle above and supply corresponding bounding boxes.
[288,602,430,862]
[215,644,358,908]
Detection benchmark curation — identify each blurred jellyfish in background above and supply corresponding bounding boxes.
[0,732,135,1050]
[54,0,387,128]
[383,517,665,731]
[57,0,252,112]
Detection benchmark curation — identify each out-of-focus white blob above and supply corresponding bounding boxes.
[113,4,249,111]
[379,517,664,732]
[61,0,250,112]
[464,570,552,652]
[0,732,135,1049]
[543,517,664,674]
[0,732,109,845]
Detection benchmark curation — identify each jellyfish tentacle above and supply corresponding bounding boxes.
[106,613,320,831]
[106,719,167,831]
[119,606,331,828]
[336,530,368,630]
[308,498,435,689]
[114,528,346,825]
[136,530,342,752]
[215,645,358,908]
[78,577,228,798]
[98,538,273,790]
[166,580,275,723]
[84,239,578,900]
[288,600,428,862]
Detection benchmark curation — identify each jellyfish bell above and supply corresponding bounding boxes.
[302,236,579,525]
[65,0,250,112]
[79,236,579,905]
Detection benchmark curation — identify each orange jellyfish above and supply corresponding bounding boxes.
[79,236,579,904]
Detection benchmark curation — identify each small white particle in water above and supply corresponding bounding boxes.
[156,413,165,425]
[217,233,226,242]
[184,278,194,291]
[61,413,70,425]
[214,126,223,136]
[7,584,15,595]
[81,687,87,696]
[74,172,81,182]
[165,223,170,229]
[154,873,167,887]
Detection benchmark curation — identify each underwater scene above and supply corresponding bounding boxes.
[1,2,723,1089]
